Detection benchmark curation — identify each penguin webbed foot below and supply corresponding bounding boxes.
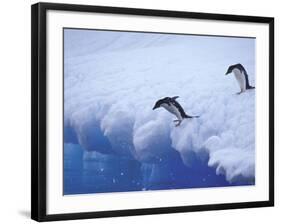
[236,90,245,95]
[174,120,181,127]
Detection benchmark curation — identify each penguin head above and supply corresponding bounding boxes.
[153,100,162,110]
[225,65,235,75]
[225,64,244,75]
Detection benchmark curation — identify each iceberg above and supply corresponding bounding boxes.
[63,29,255,194]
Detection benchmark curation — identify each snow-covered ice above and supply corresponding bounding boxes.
[64,29,255,192]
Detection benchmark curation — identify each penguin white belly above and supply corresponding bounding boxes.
[161,104,182,120]
[233,68,246,92]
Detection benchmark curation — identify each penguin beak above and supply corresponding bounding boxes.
[225,70,231,75]
[153,105,158,110]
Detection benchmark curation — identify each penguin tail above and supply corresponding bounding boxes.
[184,114,199,119]
[192,115,200,118]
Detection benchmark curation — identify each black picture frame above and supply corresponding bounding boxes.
[31,2,274,222]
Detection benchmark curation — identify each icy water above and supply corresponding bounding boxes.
[63,143,252,195]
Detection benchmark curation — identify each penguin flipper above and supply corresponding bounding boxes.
[241,67,255,90]
[172,96,179,100]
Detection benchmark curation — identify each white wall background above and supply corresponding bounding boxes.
[0,0,279,223]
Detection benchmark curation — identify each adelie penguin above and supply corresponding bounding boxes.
[225,63,255,94]
[153,96,199,127]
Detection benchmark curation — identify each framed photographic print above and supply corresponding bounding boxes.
[31,2,274,222]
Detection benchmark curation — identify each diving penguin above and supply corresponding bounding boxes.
[153,96,199,126]
[225,63,255,94]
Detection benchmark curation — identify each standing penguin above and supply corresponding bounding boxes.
[153,96,199,126]
[225,63,255,94]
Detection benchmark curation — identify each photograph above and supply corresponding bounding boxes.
[63,28,256,195]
